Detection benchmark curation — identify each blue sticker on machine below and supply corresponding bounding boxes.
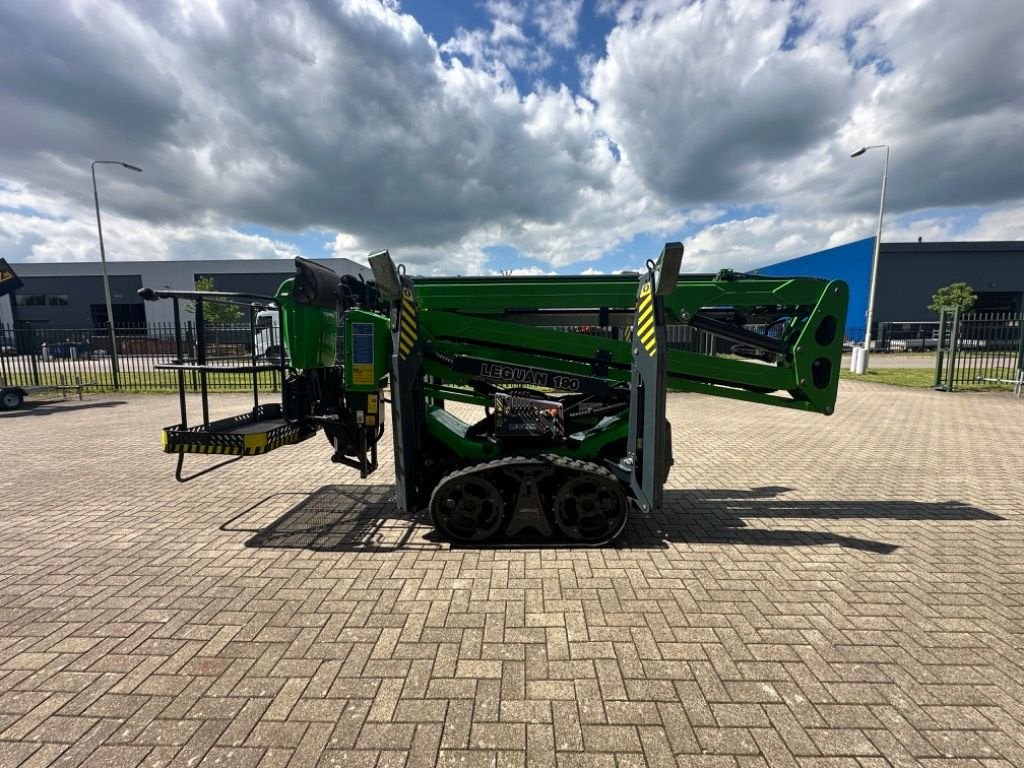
[352,323,374,364]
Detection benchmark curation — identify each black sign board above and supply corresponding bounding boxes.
[0,259,23,298]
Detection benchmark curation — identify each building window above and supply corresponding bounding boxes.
[14,293,70,307]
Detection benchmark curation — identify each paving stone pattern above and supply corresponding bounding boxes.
[1,383,1022,767]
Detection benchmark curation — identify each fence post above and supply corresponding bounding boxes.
[945,306,961,392]
[28,326,40,386]
[186,322,197,392]
[932,309,946,388]
[1015,311,1024,388]
[0,322,8,386]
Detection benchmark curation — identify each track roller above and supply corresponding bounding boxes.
[551,469,628,543]
[429,473,506,542]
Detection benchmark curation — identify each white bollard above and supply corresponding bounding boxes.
[854,346,868,374]
[849,345,860,373]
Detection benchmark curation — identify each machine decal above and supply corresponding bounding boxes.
[451,355,610,395]
[480,362,550,387]
[351,322,376,385]
[636,281,656,356]
[399,287,418,360]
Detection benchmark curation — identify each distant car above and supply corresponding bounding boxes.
[0,344,16,356]
[254,308,288,362]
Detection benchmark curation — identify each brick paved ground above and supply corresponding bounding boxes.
[1,382,1022,767]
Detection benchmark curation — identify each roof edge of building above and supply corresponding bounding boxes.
[882,241,1023,253]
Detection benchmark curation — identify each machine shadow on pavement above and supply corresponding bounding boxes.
[238,485,435,553]
[238,483,1002,555]
[626,488,1003,554]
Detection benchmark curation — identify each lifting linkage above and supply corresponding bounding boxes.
[401,253,847,416]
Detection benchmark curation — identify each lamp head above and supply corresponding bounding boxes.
[850,147,867,158]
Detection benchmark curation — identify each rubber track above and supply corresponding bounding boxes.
[429,453,630,547]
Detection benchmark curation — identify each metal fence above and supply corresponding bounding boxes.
[1,320,740,394]
[558,325,723,355]
[566,323,778,357]
[13,316,996,395]
[843,322,940,353]
[0,321,292,392]
[933,310,1024,393]
[877,321,941,352]
[671,320,942,356]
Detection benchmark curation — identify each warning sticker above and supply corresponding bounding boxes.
[352,364,374,385]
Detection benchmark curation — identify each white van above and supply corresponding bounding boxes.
[254,308,284,360]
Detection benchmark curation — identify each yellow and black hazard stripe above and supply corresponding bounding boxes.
[167,443,244,456]
[635,280,657,356]
[398,287,419,360]
[161,424,305,456]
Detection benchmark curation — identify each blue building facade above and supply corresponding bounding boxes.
[753,238,874,342]
[754,239,1024,343]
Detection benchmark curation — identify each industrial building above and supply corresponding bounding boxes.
[754,239,1024,340]
[0,257,370,328]
[2,241,1022,342]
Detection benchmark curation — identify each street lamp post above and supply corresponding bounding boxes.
[850,144,889,373]
[91,160,142,390]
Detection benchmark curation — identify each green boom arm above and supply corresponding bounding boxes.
[405,261,847,415]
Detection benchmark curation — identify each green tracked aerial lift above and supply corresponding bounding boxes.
[140,243,848,545]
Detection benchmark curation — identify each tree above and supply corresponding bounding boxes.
[928,282,977,315]
[188,276,243,324]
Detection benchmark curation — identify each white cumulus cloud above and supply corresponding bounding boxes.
[0,0,1021,275]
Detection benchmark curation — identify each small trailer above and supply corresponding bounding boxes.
[0,381,96,411]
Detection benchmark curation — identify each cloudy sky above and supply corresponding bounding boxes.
[1,0,1022,276]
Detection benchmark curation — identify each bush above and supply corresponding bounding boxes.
[188,276,243,324]
[929,282,976,314]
